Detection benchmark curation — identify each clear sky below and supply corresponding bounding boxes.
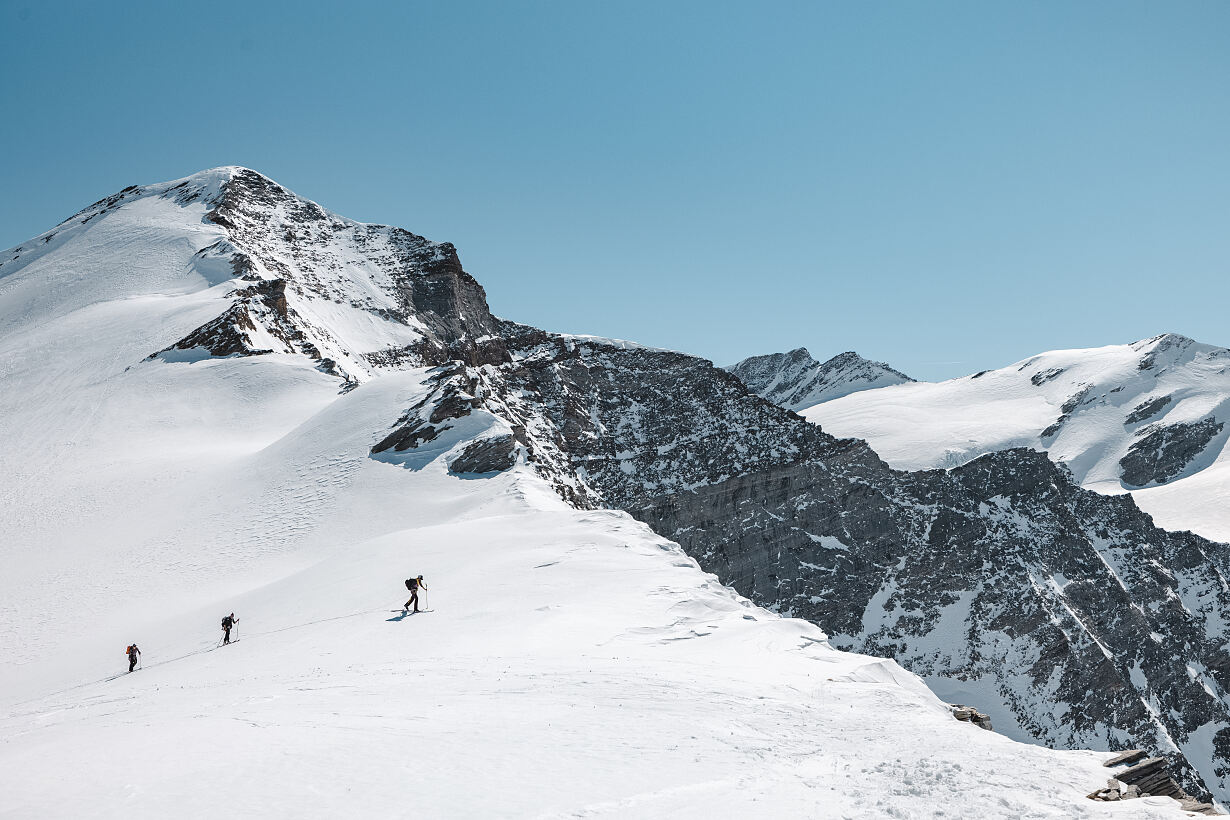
[2,1,1227,380]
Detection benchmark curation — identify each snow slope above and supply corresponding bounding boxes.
[7,458,1182,819]
[0,169,1204,817]
[804,334,1230,542]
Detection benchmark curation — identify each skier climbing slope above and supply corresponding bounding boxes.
[403,576,425,613]
[0,478,1193,818]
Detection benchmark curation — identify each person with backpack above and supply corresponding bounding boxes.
[221,613,237,645]
[403,575,426,613]
[126,643,141,673]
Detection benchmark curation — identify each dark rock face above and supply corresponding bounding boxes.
[951,705,993,731]
[449,435,517,475]
[1125,395,1173,426]
[371,365,479,454]
[1041,385,1091,439]
[1120,418,1225,488]
[206,169,510,368]
[727,348,913,411]
[421,337,1230,803]
[1091,752,1218,812]
[149,278,318,360]
[1031,367,1066,387]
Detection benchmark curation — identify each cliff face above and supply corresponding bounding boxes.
[422,337,1230,803]
[641,440,1230,774]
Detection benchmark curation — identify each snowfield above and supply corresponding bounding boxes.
[8,475,1187,819]
[0,169,1204,817]
[804,335,1230,543]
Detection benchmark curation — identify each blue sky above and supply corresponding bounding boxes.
[2,1,1227,380]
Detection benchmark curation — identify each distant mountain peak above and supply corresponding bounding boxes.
[1127,333,1230,374]
[727,348,913,412]
[1129,332,1195,360]
[806,332,1230,498]
[1138,332,1195,348]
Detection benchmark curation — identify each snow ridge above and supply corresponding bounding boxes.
[804,333,1230,542]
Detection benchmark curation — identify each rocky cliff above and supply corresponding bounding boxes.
[482,339,1230,802]
[365,324,1230,800]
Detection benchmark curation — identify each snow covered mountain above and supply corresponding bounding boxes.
[727,348,914,411]
[803,335,1230,542]
[0,167,1223,816]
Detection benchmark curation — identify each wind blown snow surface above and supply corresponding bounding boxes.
[0,169,1198,817]
[804,335,1230,542]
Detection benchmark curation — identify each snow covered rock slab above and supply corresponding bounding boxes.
[1119,418,1226,488]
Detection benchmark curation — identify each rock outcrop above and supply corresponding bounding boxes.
[1088,752,1221,814]
[448,435,517,475]
[951,705,993,732]
[1120,418,1225,487]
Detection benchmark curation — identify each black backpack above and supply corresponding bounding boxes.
[405,578,417,591]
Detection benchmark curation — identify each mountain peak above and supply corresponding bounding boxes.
[3,165,503,387]
[178,164,254,185]
[1128,332,1230,374]
[727,348,913,412]
[1135,332,1195,350]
